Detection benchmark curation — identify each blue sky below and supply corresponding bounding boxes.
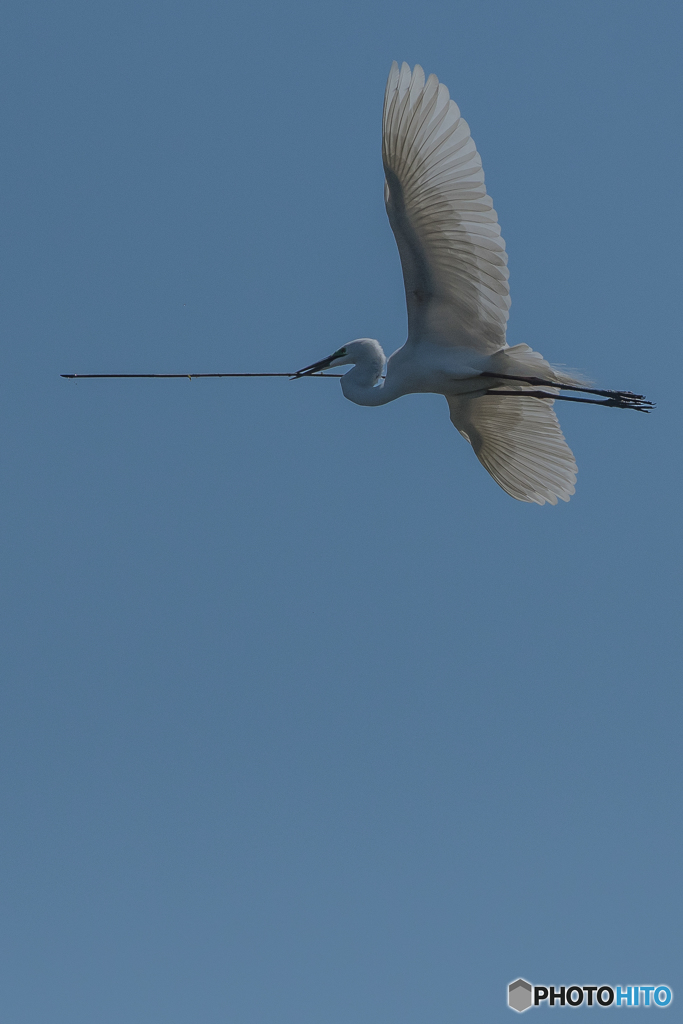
[1,1,681,1020]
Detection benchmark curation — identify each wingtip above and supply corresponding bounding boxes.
[385,60,400,99]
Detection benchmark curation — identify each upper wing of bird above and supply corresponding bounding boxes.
[383,62,509,352]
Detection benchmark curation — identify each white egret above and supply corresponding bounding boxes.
[294,62,652,504]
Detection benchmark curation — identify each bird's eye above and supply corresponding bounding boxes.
[335,348,347,357]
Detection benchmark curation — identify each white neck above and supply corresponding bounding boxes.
[340,363,395,406]
[336,340,397,406]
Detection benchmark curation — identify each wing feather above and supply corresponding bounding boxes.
[447,392,577,505]
[383,62,510,352]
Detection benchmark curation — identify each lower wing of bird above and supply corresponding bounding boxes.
[446,391,577,505]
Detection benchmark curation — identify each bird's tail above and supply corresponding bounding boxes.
[492,343,589,387]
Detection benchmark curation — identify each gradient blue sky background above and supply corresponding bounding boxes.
[1,1,681,1020]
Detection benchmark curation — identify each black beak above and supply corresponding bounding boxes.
[291,355,336,379]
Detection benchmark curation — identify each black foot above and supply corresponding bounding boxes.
[601,393,655,412]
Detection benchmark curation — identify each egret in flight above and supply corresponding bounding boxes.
[294,62,652,504]
[63,62,651,502]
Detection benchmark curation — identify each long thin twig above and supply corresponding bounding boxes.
[60,372,343,379]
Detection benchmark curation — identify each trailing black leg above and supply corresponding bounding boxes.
[480,371,652,406]
[485,388,654,412]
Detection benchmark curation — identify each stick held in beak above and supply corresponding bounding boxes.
[291,353,338,379]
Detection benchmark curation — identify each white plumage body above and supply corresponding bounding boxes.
[295,62,651,505]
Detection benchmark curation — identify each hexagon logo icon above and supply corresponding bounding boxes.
[508,978,533,1012]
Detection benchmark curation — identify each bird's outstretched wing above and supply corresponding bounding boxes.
[447,392,577,504]
[383,62,509,352]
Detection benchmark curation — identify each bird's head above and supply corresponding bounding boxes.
[292,339,385,379]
